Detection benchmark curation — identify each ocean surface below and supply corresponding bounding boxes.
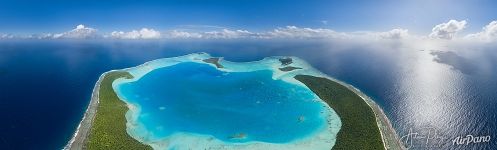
[0,40,496,149]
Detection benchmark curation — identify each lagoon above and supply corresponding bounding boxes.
[112,53,340,149]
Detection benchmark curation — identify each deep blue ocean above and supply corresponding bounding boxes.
[0,40,496,149]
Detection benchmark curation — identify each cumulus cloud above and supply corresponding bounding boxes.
[379,28,409,39]
[429,20,467,40]
[165,30,203,38]
[53,24,98,39]
[139,28,161,39]
[110,28,161,39]
[465,21,497,42]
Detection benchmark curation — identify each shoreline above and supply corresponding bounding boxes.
[322,77,405,150]
[64,72,107,150]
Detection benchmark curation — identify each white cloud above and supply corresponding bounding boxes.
[117,26,394,40]
[110,28,161,39]
[107,26,407,40]
[163,26,347,39]
[165,30,203,39]
[203,29,257,39]
[1,34,15,39]
[163,29,258,39]
[111,31,140,39]
[265,26,347,39]
[163,26,350,39]
[139,28,161,39]
[465,21,497,42]
[379,28,409,39]
[53,24,98,39]
[429,20,467,40]
[27,33,54,39]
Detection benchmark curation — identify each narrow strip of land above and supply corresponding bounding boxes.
[295,75,384,150]
[85,71,152,149]
[278,66,302,72]
[65,74,104,150]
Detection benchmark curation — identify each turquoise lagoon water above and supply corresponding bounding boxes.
[113,54,339,149]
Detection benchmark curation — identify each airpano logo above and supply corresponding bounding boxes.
[400,125,492,148]
[400,127,447,148]
[452,135,491,145]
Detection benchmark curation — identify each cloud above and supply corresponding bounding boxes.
[322,28,410,40]
[429,20,467,40]
[203,29,258,39]
[379,28,409,39]
[465,21,497,42]
[163,29,258,39]
[111,31,140,39]
[1,34,15,39]
[110,28,161,39]
[27,33,54,39]
[164,30,203,39]
[106,26,410,40]
[165,26,346,39]
[158,26,348,39]
[265,26,347,39]
[139,28,161,39]
[53,24,98,39]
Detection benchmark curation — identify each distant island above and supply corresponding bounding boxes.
[65,53,404,150]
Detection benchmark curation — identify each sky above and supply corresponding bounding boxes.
[0,0,496,41]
